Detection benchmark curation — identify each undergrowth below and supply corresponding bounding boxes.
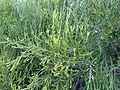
[0,0,120,90]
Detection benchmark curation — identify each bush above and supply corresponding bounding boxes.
[0,0,120,89]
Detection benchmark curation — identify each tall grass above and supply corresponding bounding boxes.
[0,0,120,90]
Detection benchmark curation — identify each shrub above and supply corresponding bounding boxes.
[0,0,120,89]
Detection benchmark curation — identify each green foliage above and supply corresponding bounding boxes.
[0,0,120,90]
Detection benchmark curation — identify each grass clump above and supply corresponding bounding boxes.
[0,0,120,90]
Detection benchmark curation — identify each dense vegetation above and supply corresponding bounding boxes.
[0,0,120,90]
